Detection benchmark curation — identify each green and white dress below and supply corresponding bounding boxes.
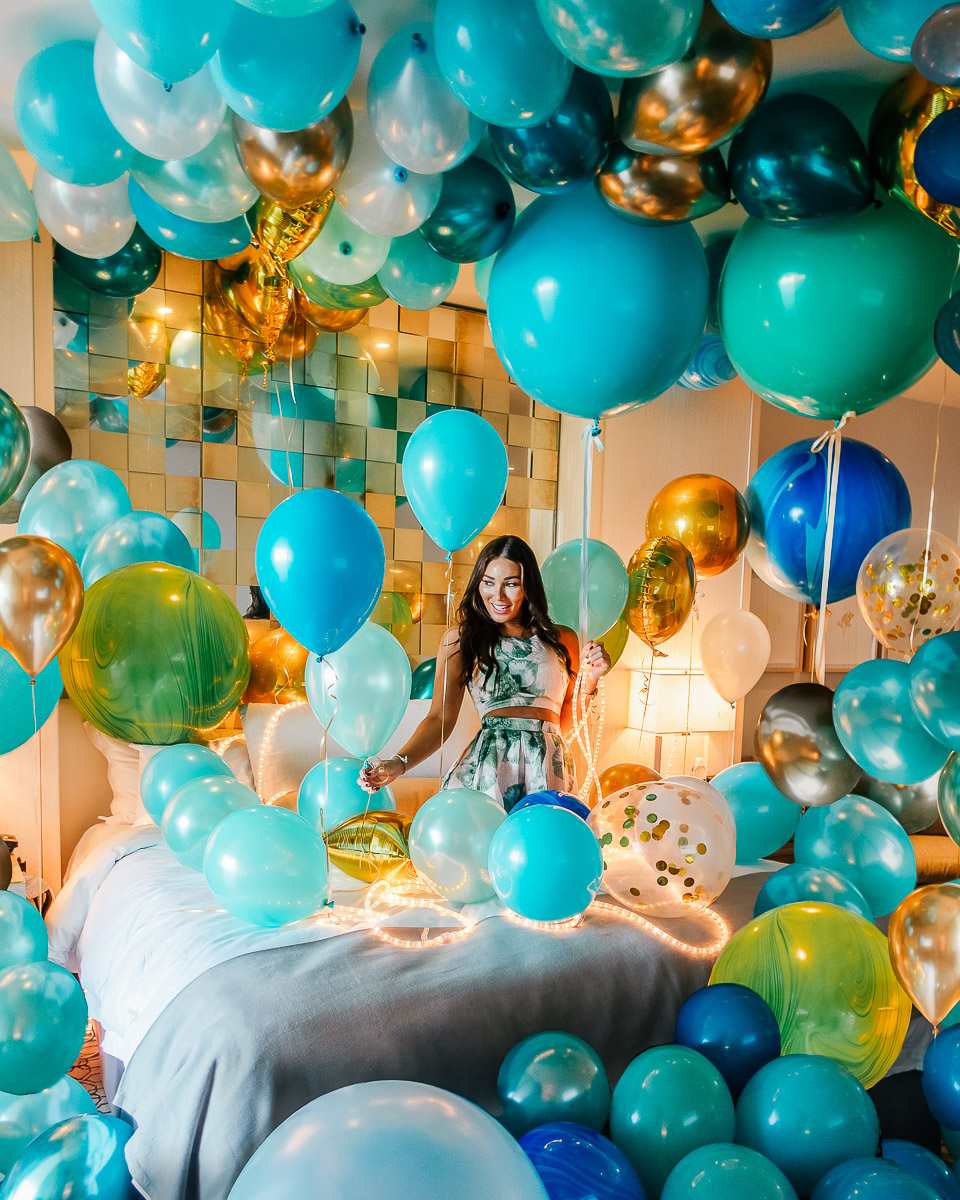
[442,633,576,811]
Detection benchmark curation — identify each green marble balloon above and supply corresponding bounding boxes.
[710,900,911,1089]
[59,562,250,744]
[0,390,29,508]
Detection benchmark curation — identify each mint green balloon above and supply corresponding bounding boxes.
[719,202,959,420]
[409,788,507,902]
[0,962,88,1095]
[542,538,628,640]
[0,145,36,241]
[161,776,259,871]
[0,1076,97,1175]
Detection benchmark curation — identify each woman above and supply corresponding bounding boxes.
[359,535,611,810]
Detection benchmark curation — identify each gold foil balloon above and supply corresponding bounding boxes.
[127,361,166,399]
[255,194,334,265]
[273,312,319,363]
[596,142,731,223]
[325,810,414,884]
[598,763,661,798]
[647,474,750,577]
[243,627,309,705]
[216,256,293,371]
[617,5,772,156]
[294,289,367,333]
[0,536,83,677]
[625,537,696,647]
[857,528,960,652]
[888,883,960,1027]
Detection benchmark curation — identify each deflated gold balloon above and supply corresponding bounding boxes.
[618,5,772,155]
[596,142,730,223]
[0,535,83,677]
[325,809,414,884]
[646,474,750,577]
[216,256,294,369]
[294,289,367,333]
[243,627,309,705]
[598,762,660,798]
[127,361,166,400]
[273,313,319,363]
[256,194,334,265]
[625,536,696,647]
[888,883,960,1027]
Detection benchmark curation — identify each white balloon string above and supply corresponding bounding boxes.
[320,657,340,906]
[578,420,604,649]
[636,643,654,767]
[913,364,947,656]
[273,377,295,497]
[811,411,855,685]
[288,338,303,493]
[438,552,454,783]
[31,677,43,904]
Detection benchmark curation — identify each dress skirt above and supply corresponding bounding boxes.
[441,715,577,812]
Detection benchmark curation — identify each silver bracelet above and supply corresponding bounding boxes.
[391,753,408,774]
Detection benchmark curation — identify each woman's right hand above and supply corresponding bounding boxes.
[358,756,403,793]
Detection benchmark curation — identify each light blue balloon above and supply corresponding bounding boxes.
[715,0,837,37]
[834,659,950,785]
[380,234,459,310]
[14,43,134,186]
[710,762,801,864]
[473,253,496,303]
[19,458,132,564]
[794,794,916,917]
[754,862,873,919]
[140,743,235,824]
[498,1031,610,1136]
[811,1157,941,1200]
[678,333,737,390]
[210,1,362,132]
[0,892,48,972]
[910,632,960,752]
[0,1114,133,1200]
[0,1076,97,1176]
[161,776,260,871]
[541,538,629,641]
[80,510,195,586]
[0,651,62,756]
[128,178,252,259]
[408,787,507,902]
[488,805,603,921]
[298,757,395,834]
[0,145,37,241]
[92,0,232,83]
[203,806,328,927]
[840,0,943,61]
[0,962,88,1095]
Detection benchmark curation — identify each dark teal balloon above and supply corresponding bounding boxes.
[704,233,734,335]
[661,1145,798,1200]
[674,983,781,1099]
[54,226,162,299]
[713,0,837,36]
[81,510,195,586]
[0,962,87,1095]
[498,1032,610,1137]
[410,657,435,699]
[935,290,960,376]
[419,157,516,264]
[909,632,960,751]
[129,179,251,260]
[810,1157,941,1200]
[0,650,62,757]
[754,862,872,919]
[0,1114,135,1200]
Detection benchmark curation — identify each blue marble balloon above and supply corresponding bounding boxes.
[678,333,737,389]
[81,510,195,586]
[881,1139,960,1200]
[499,1033,611,1137]
[811,1157,941,1200]
[519,1122,645,1200]
[714,0,837,36]
[511,790,591,820]
[0,1114,134,1200]
[754,862,873,919]
[674,983,781,1099]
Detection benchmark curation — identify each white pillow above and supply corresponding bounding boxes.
[82,723,150,825]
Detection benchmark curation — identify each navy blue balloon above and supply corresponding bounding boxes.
[519,1122,646,1200]
[754,862,873,919]
[810,1157,941,1200]
[746,437,911,605]
[674,983,780,1099]
[921,1026,960,1129]
[915,108,960,206]
[419,157,516,264]
[511,790,591,820]
[713,0,837,37]
[882,1139,960,1200]
[934,291,960,377]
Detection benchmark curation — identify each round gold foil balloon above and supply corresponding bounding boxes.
[0,535,83,677]
[598,762,661,799]
[243,627,309,705]
[255,194,334,265]
[625,536,696,647]
[857,527,960,652]
[646,474,750,578]
[127,361,166,400]
[325,810,413,884]
[294,290,367,333]
[596,142,730,224]
[888,883,960,1027]
[273,313,319,363]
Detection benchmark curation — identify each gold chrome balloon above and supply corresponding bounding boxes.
[625,537,696,647]
[0,535,83,677]
[256,194,334,265]
[325,810,414,884]
[888,883,960,1027]
[617,5,772,156]
[127,361,166,400]
[294,289,367,333]
[243,627,309,705]
[598,762,660,798]
[646,473,749,577]
[596,142,730,223]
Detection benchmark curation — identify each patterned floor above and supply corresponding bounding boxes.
[69,1021,110,1114]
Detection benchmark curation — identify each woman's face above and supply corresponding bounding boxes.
[478,557,525,625]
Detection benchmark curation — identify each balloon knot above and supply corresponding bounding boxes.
[339,241,353,257]
[163,81,173,93]
[495,201,512,220]
[351,18,365,35]
[411,31,427,52]
[394,166,408,183]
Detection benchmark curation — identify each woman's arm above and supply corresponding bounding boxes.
[557,627,612,738]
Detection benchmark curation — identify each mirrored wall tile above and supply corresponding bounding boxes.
[53,268,92,314]
[366,461,396,494]
[164,290,202,333]
[66,428,90,458]
[394,527,423,560]
[337,355,368,392]
[88,314,129,358]
[166,403,202,441]
[508,414,533,446]
[166,439,201,476]
[454,375,481,409]
[302,454,335,489]
[166,475,202,510]
[507,445,530,477]
[303,351,337,389]
[202,479,237,550]
[237,480,272,518]
[89,354,127,395]
[534,401,558,422]
[456,310,485,345]
[55,348,90,393]
[503,508,532,539]
[506,476,531,508]
[237,515,266,552]
[532,417,559,450]
[426,369,454,406]
[336,423,366,458]
[509,390,530,416]
[128,472,165,510]
[365,494,395,528]
[128,396,165,436]
[484,347,508,381]
[395,464,405,495]
[366,427,397,463]
[164,364,203,404]
[203,369,243,409]
[397,364,424,399]
[427,337,455,371]
[53,310,87,352]
[368,301,398,330]
[164,255,203,294]
[201,407,238,445]
[428,307,456,341]
[486,411,508,441]
[481,379,510,414]
[379,528,394,558]
[128,433,165,473]
[398,332,427,368]
[530,479,557,509]
[367,395,397,429]
[202,443,238,480]
[457,342,484,378]
[532,448,559,481]
[55,387,92,428]
[369,359,398,396]
[336,391,367,426]
[303,420,335,456]
[269,483,294,506]
[264,448,303,488]
[89,430,128,472]
[335,456,365,492]
[238,446,271,482]
[205,550,238,588]
[420,624,446,656]
[238,550,257,585]
[399,309,429,336]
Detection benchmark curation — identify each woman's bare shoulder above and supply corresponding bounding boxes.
[438,626,462,653]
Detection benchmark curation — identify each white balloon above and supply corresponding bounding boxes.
[700,609,771,703]
[335,112,441,236]
[33,168,135,259]
[297,201,390,284]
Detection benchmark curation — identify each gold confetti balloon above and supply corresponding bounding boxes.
[646,474,749,578]
[625,536,696,647]
[243,627,309,706]
[857,527,960,652]
[325,810,414,885]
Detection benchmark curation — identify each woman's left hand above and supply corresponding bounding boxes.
[582,640,612,686]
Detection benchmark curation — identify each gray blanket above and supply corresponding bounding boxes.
[116,875,765,1200]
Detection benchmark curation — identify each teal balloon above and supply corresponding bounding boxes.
[0,1076,97,1176]
[910,632,960,752]
[498,1031,611,1137]
[161,776,260,871]
[128,179,252,260]
[14,43,133,186]
[54,226,162,298]
[487,805,603,921]
[811,1158,941,1200]
[662,1144,798,1200]
[754,862,873,919]
[409,787,507,903]
[81,510,195,586]
[541,538,628,641]
[609,1045,736,1199]
[833,659,950,785]
[473,254,496,304]
[794,794,916,917]
[401,410,508,554]
[0,144,37,241]
[419,157,516,264]
[410,657,436,699]
[535,0,703,76]
[939,753,960,845]
[140,744,235,824]
[0,390,29,508]
[841,0,944,61]
[380,233,458,310]
[19,458,132,565]
[0,651,62,756]
[710,763,801,864]
[0,1114,134,1200]
[92,0,232,83]
[714,0,836,37]
[298,757,395,834]
[881,1139,960,1200]
[736,1055,880,1197]
[0,962,88,1095]
[719,202,959,421]
[0,892,48,972]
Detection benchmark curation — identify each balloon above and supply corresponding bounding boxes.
[0,391,28,509]
[295,202,390,286]
[511,789,591,820]
[161,776,259,871]
[53,225,161,298]
[617,6,771,155]
[937,291,960,377]
[243,628,308,705]
[473,253,496,303]
[33,168,135,260]
[379,233,458,309]
[255,489,385,658]
[610,1045,735,1198]
[14,43,133,186]
[140,743,235,824]
[0,1114,133,1200]
[324,809,413,884]
[0,1076,97,1176]
[755,683,861,808]
[597,142,730,224]
[714,0,836,35]
[857,528,960,653]
[128,179,252,260]
[842,0,944,61]
[295,293,366,332]
[499,1032,610,1137]
[624,537,696,648]
[710,763,800,864]
[60,563,250,744]
[0,650,63,756]
[297,757,394,834]
[489,70,613,195]
[0,144,37,241]
[703,234,734,336]
[289,259,387,309]
[812,1158,942,1200]
[226,1080,549,1200]
[699,611,770,705]
[408,788,506,902]
[0,536,83,679]
[433,0,573,127]
[419,157,516,264]
[912,108,960,207]
[661,1144,798,1200]
[588,779,735,917]
[0,892,47,972]
[255,195,335,271]
[542,539,629,641]
[674,983,781,1099]
[854,770,940,835]
[745,438,911,605]
[488,805,603,922]
[487,190,707,420]
[0,408,71,526]
[939,752,960,845]
[80,510,194,585]
[0,961,87,1095]
[597,614,629,668]
[536,0,702,76]
[910,632,960,751]
[215,257,293,367]
[410,657,435,699]
[888,883,960,1028]
[754,862,872,919]
[598,763,660,797]
[678,333,736,389]
[370,591,413,646]
[922,1028,960,1128]
[736,1055,880,1197]
[232,102,352,210]
[913,5,960,85]
[518,1122,645,1200]
[91,0,230,83]
[882,1141,960,1200]
[647,474,749,579]
[401,409,508,554]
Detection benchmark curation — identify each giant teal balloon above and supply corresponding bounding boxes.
[297,757,395,834]
[754,862,872,920]
[255,489,385,658]
[0,145,37,241]
[14,43,134,186]
[541,539,629,641]
[161,776,260,871]
[498,1031,610,1137]
[140,743,235,824]
[710,762,801,864]
[401,410,508,554]
[909,632,960,752]
[662,1144,798,1200]
[0,893,47,972]
[0,1076,97,1176]
[0,962,87,1095]
[92,0,231,83]
[128,179,252,260]
[18,459,131,565]
[419,157,516,264]
[719,203,959,421]
[80,510,195,586]
[535,0,702,76]
[409,788,507,903]
[0,1114,134,1200]
[841,0,944,60]
[714,0,836,36]
[379,233,458,310]
[834,660,950,785]
[487,189,707,420]
[0,651,62,756]
[0,390,29,508]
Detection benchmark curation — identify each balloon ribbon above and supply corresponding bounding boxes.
[810,411,855,685]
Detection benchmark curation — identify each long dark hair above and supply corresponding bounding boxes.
[457,535,572,688]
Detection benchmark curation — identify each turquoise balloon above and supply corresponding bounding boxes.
[541,538,628,641]
[380,234,458,310]
[14,43,133,186]
[92,0,232,83]
[409,787,507,902]
[161,776,260,871]
[401,410,508,554]
[128,179,252,260]
[473,254,496,304]
[714,0,836,36]
[710,763,801,864]
[498,1031,611,1136]
[0,145,37,241]
[0,893,48,972]
[0,962,88,1095]
[536,0,703,76]
[662,1144,798,1200]
[80,510,195,586]
[834,659,950,785]
[841,0,943,61]
[410,657,436,699]
[810,1158,941,1200]
[736,1055,879,1197]
[910,632,960,752]
[0,1076,97,1176]
[0,650,62,756]
[19,459,132,565]
[0,1114,133,1200]
[609,1045,736,1198]
[719,203,958,421]
[794,794,916,917]
[298,757,395,834]
[140,744,235,824]
[754,862,872,919]
[203,806,328,927]
[487,805,603,921]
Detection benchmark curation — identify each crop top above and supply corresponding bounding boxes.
[467,633,569,719]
